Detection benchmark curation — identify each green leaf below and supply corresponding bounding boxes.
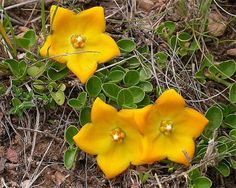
[16,30,36,49]
[85,76,102,97]
[229,83,236,104]
[68,92,87,110]
[155,52,168,68]
[216,161,230,177]
[224,114,236,129]
[47,66,69,81]
[50,90,65,106]
[139,67,152,81]
[32,80,46,92]
[156,21,176,39]
[64,125,79,145]
[188,169,201,180]
[12,97,21,107]
[192,176,212,188]
[138,81,153,93]
[209,60,236,79]
[178,31,192,42]
[169,35,178,49]
[79,107,91,126]
[230,158,236,169]
[137,46,149,54]
[123,70,140,87]
[205,106,223,129]
[117,39,136,53]
[128,86,145,103]
[117,88,134,107]
[107,70,125,83]
[138,95,151,107]
[138,173,150,184]
[97,93,106,101]
[195,54,213,83]
[5,59,27,79]
[23,30,36,47]
[102,83,121,101]
[128,57,140,68]
[229,129,236,139]
[27,64,45,78]
[64,147,78,169]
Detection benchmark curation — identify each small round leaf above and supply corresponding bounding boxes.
[192,176,212,188]
[85,76,102,97]
[229,83,236,104]
[64,125,79,145]
[108,70,125,83]
[117,39,136,53]
[64,147,78,169]
[79,107,91,126]
[128,86,145,103]
[117,88,134,107]
[102,83,121,101]
[124,70,140,87]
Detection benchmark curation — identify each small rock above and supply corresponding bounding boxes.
[138,0,154,11]
[227,48,236,56]
[208,11,227,37]
[6,148,18,163]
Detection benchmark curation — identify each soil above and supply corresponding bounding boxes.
[0,0,236,187]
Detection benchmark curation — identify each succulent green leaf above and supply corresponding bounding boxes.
[102,83,121,101]
[117,39,136,53]
[64,125,79,145]
[79,107,91,126]
[124,70,140,87]
[64,147,78,169]
[117,88,134,107]
[85,76,102,97]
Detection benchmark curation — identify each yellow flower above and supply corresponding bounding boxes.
[73,98,143,179]
[40,6,120,83]
[120,89,209,165]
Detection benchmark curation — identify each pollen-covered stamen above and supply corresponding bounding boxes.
[160,120,173,135]
[70,34,86,49]
[110,128,125,143]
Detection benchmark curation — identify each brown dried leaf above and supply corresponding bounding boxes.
[6,148,18,163]
[208,11,227,37]
[52,171,66,186]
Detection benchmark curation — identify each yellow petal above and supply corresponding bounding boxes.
[91,97,117,123]
[96,129,143,178]
[138,136,166,164]
[40,35,68,63]
[66,54,98,83]
[96,146,130,179]
[173,107,209,139]
[50,5,78,34]
[73,123,112,155]
[119,105,153,134]
[150,135,195,165]
[50,6,105,35]
[78,6,105,34]
[155,89,185,116]
[85,33,120,63]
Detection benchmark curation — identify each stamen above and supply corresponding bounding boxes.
[160,120,173,135]
[70,34,86,49]
[110,128,125,143]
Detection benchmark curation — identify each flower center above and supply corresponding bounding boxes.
[110,128,126,143]
[159,120,173,135]
[70,34,86,49]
